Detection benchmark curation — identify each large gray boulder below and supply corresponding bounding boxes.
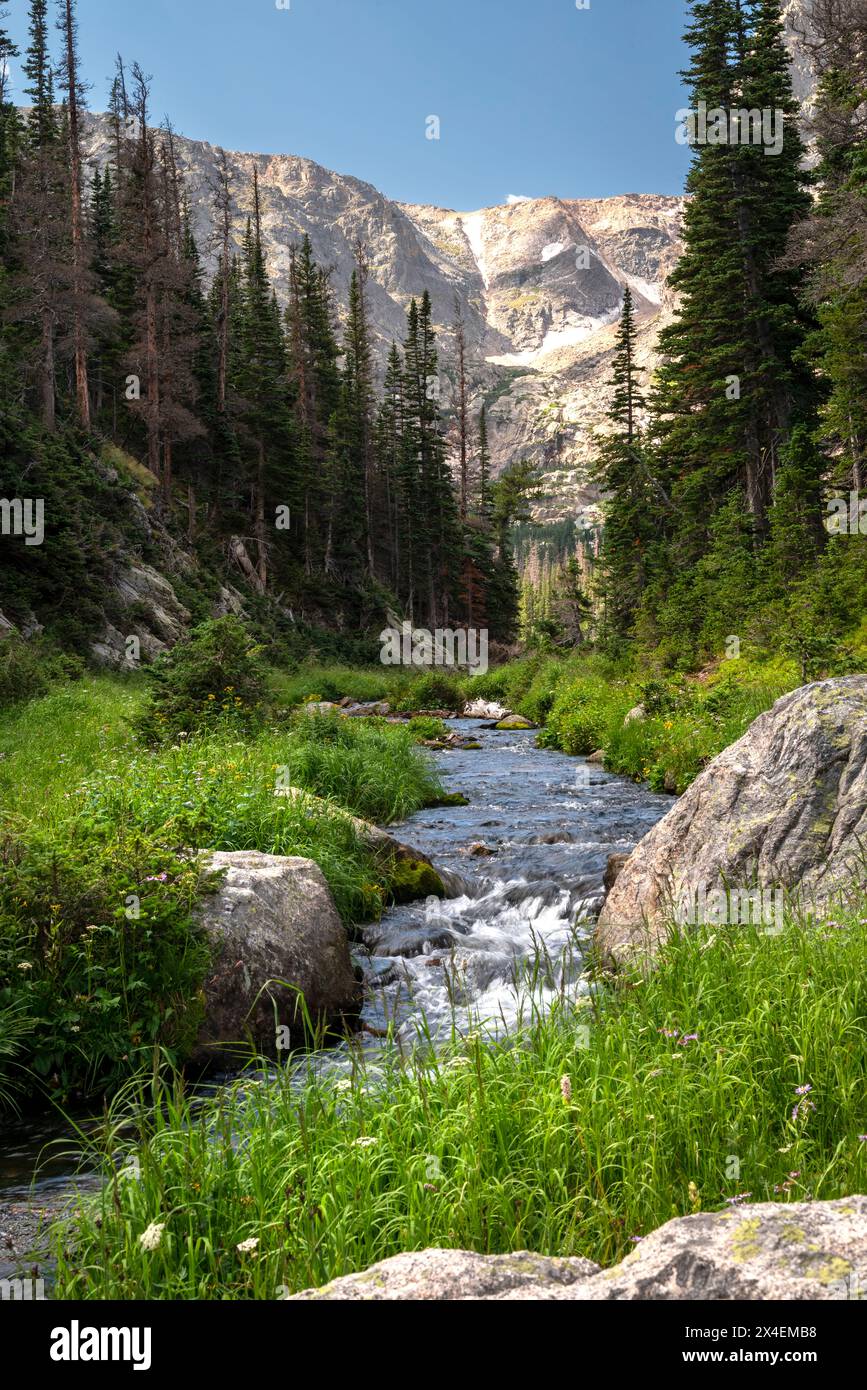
[597,677,867,965]
[192,851,360,1065]
[290,1249,599,1301]
[290,1196,867,1300]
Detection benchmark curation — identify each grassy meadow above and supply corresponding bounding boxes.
[51,902,867,1298]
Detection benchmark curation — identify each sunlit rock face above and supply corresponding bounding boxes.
[81,17,816,524]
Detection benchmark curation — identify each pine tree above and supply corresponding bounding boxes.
[57,0,90,428]
[476,404,492,523]
[638,0,823,655]
[594,287,659,640]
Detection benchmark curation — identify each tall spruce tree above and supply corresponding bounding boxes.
[639,0,823,654]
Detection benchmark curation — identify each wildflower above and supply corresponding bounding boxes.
[657,1027,678,1038]
[678,1033,699,1046]
[139,1221,165,1252]
[688,1181,700,1211]
[17,962,33,971]
[795,1083,812,1096]
[858,1135,867,1143]
[629,1236,644,1244]
[334,1078,353,1094]
[207,695,216,701]
[236,1237,259,1255]
[560,1074,572,1104]
[724,1192,752,1206]
[352,1136,378,1149]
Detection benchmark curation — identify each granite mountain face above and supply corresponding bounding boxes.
[80,1,816,528]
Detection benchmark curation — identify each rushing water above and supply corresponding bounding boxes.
[352,719,670,1045]
[0,719,670,1269]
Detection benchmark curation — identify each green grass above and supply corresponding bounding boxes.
[270,664,415,708]
[0,681,445,1107]
[0,675,145,820]
[465,649,803,794]
[50,901,867,1299]
[270,664,468,715]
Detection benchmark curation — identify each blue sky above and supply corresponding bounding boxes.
[5,0,692,207]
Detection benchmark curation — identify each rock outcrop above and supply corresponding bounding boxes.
[92,560,190,669]
[290,1196,867,1300]
[597,678,867,965]
[192,851,360,1065]
[290,1249,599,1301]
[69,20,814,529]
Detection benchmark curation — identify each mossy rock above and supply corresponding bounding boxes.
[495,715,536,730]
[386,856,446,905]
[429,791,470,807]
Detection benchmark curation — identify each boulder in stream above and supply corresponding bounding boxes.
[597,677,867,965]
[192,850,360,1066]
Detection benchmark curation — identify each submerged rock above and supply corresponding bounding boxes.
[290,1196,867,1300]
[597,677,867,965]
[192,851,360,1066]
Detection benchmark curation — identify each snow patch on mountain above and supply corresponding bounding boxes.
[459,210,491,289]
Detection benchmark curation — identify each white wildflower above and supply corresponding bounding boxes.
[139,1221,165,1252]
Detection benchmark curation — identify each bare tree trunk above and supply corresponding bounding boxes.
[215,152,231,417]
[40,303,56,432]
[61,0,91,429]
[354,240,376,574]
[455,304,469,523]
[163,436,173,504]
[255,439,268,587]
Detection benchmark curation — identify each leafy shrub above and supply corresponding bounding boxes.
[517,658,564,725]
[540,678,633,756]
[133,617,269,743]
[0,822,211,1104]
[0,998,35,1112]
[396,671,464,712]
[406,716,450,742]
[0,634,84,708]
